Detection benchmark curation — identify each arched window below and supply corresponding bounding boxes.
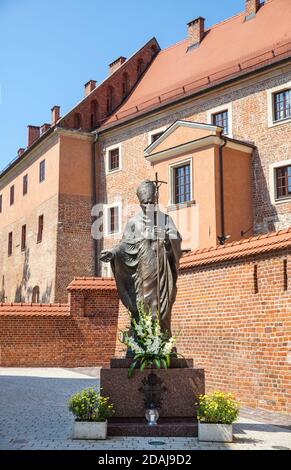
[90,100,98,129]
[122,72,129,98]
[32,286,40,303]
[107,86,114,114]
[74,113,82,129]
[137,58,145,78]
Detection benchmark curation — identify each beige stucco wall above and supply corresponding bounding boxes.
[0,135,60,302]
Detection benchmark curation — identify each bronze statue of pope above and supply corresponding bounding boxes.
[100,180,182,335]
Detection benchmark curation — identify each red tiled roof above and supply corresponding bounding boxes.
[67,277,116,291]
[0,303,69,316]
[103,0,291,128]
[180,228,291,269]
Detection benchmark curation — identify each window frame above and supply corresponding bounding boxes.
[105,202,122,237]
[39,160,45,183]
[23,174,28,196]
[8,232,13,257]
[10,185,14,206]
[207,103,233,137]
[169,158,193,207]
[269,159,291,205]
[148,126,167,146]
[267,81,291,128]
[105,144,122,174]
[21,224,26,252]
[37,214,44,243]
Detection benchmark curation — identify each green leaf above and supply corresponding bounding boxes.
[128,360,137,378]
[165,354,171,368]
[161,359,168,369]
[154,358,161,369]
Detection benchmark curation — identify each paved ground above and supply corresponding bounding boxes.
[0,368,290,451]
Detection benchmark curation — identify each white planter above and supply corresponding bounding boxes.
[72,420,108,440]
[198,422,233,442]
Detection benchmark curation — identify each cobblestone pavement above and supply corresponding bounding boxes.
[0,368,290,451]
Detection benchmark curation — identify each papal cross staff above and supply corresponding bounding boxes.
[152,172,167,323]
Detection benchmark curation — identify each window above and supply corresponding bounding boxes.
[10,185,14,205]
[148,127,167,146]
[37,215,44,243]
[151,132,163,143]
[74,113,82,129]
[106,144,122,174]
[32,286,40,303]
[275,165,291,200]
[21,225,26,251]
[212,110,229,134]
[267,82,291,127]
[137,58,145,78]
[173,163,191,204]
[108,148,120,172]
[8,232,12,256]
[122,73,129,98]
[90,100,98,129]
[0,194,2,213]
[273,89,291,122]
[23,174,28,195]
[108,206,119,234]
[107,86,114,114]
[39,160,45,182]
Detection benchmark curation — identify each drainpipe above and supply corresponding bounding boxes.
[91,133,98,276]
[217,132,228,245]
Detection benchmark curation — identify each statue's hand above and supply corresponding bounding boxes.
[100,250,113,263]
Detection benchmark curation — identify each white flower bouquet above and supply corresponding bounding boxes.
[119,303,179,377]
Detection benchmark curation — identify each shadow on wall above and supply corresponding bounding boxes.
[14,248,52,303]
[252,148,278,235]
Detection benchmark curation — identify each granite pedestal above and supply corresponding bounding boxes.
[100,358,205,437]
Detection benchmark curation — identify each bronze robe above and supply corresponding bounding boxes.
[110,210,182,334]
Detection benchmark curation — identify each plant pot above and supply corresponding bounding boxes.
[198,422,233,442]
[72,420,108,440]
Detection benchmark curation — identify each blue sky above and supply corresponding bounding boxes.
[0,0,245,170]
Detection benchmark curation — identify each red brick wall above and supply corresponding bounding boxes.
[0,284,119,367]
[171,249,291,414]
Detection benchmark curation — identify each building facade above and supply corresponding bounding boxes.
[0,0,291,303]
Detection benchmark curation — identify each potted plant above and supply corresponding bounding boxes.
[196,391,240,442]
[120,303,179,377]
[68,387,114,440]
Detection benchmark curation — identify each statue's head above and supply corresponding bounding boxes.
[136,180,156,213]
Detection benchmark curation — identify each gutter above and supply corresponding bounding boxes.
[217,132,228,246]
[91,133,99,276]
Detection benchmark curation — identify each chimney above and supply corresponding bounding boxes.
[109,56,126,75]
[187,17,205,49]
[27,126,40,147]
[84,80,97,97]
[245,0,261,20]
[17,148,25,157]
[51,105,60,125]
[40,123,51,135]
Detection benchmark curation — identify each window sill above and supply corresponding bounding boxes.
[274,197,291,205]
[268,117,291,128]
[167,200,196,212]
[106,168,122,175]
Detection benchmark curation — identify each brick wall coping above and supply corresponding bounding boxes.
[67,277,116,291]
[180,228,291,269]
[0,303,69,316]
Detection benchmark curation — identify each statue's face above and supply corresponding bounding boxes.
[140,194,155,214]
